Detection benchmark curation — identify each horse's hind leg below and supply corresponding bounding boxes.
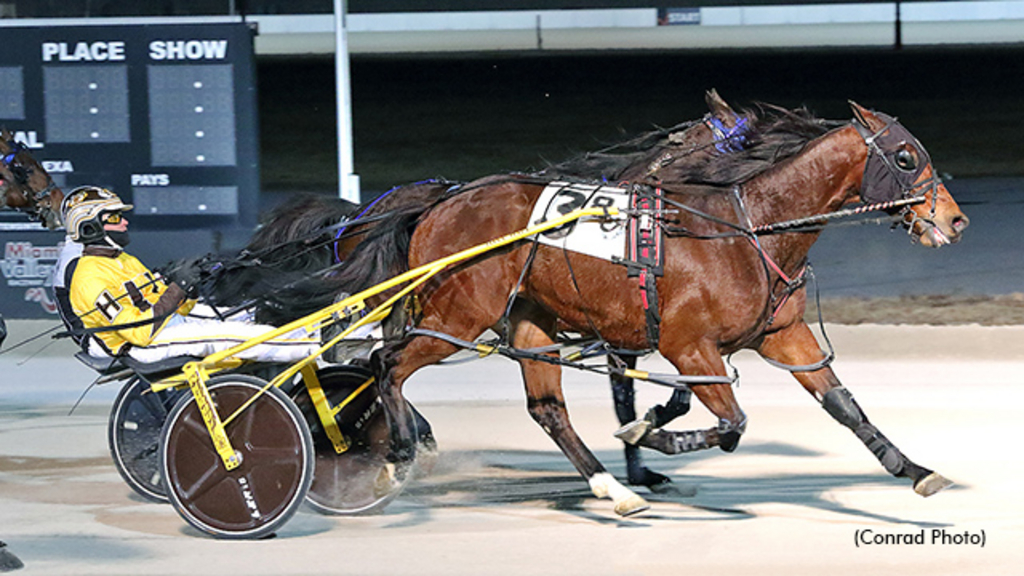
[513,303,649,516]
[609,355,673,488]
[758,322,952,496]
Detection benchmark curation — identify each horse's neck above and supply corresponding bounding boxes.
[744,125,866,266]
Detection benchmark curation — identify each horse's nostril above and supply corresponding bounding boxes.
[952,215,969,232]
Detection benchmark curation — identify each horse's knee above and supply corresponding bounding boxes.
[716,416,747,453]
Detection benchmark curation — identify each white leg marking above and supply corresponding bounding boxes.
[589,472,650,517]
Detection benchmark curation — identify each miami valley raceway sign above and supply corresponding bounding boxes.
[0,238,62,316]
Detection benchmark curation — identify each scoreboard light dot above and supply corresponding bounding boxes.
[198,204,208,211]
[193,81,203,89]
[194,106,204,113]
[196,155,206,162]
[90,132,100,138]
[90,107,99,114]
[88,82,98,90]
[195,131,205,138]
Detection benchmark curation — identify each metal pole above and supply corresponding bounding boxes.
[894,1,903,50]
[334,0,360,203]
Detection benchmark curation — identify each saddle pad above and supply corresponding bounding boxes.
[529,182,629,261]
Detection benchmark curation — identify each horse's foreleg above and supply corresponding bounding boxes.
[514,308,648,516]
[758,322,952,497]
[609,355,672,488]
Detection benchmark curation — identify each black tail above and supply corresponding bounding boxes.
[203,194,357,309]
[254,203,429,326]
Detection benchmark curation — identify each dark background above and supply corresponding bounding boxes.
[258,45,1024,197]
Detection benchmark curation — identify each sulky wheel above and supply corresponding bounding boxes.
[108,377,183,503]
[160,375,313,539]
[291,365,433,516]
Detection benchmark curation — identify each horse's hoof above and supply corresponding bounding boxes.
[627,467,671,489]
[614,419,651,445]
[914,472,953,497]
[372,463,403,498]
[614,494,651,517]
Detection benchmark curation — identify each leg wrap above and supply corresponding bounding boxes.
[611,375,638,425]
[822,387,907,477]
[854,423,906,476]
[639,428,711,455]
[821,387,864,429]
[649,388,693,428]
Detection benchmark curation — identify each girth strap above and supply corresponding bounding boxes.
[621,187,665,349]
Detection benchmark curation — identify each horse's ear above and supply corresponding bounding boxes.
[849,101,881,130]
[706,89,736,120]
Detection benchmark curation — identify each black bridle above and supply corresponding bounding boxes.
[852,114,942,232]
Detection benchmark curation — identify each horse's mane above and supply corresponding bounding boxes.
[683,104,834,188]
[533,105,832,191]
[535,119,705,182]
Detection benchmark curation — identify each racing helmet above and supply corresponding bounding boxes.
[61,186,133,244]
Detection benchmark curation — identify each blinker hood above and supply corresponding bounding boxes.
[854,113,931,205]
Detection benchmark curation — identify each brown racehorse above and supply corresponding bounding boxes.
[349,102,967,516]
[0,128,64,229]
[222,91,753,488]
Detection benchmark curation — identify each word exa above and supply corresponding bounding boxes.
[854,528,985,547]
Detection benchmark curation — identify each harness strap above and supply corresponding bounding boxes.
[622,187,665,349]
[404,328,736,388]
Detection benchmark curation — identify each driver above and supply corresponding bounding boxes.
[58,185,319,363]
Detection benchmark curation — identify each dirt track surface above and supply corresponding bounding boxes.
[1,323,1021,575]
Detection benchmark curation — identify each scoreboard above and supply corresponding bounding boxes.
[0,21,260,319]
[0,21,259,229]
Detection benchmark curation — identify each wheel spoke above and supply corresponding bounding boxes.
[124,441,160,465]
[179,459,229,501]
[247,444,303,466]
[139,392,171,421]
[179,408,213,443]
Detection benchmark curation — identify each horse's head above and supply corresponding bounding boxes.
[849,102,968,247]
[0,128,65,230]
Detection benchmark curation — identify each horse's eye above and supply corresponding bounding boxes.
[895,149,917,171]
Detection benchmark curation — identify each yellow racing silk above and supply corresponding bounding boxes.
[68,252,193,355]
